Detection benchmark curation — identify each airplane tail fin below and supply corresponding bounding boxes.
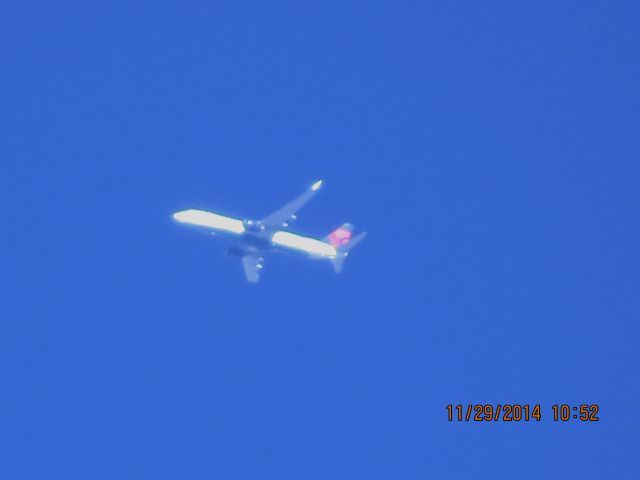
[324,224,366,273]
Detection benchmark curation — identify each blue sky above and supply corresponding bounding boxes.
[1,1,639,478]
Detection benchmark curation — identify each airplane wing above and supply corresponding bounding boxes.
[173,209,245,234]
[242,254,264,283]
[260,180,323,229]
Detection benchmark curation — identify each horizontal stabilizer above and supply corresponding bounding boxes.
[331,230,366,273]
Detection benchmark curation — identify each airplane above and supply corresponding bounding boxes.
[172,180,366,282]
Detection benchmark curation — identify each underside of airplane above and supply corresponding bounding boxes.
[172,180,366,282]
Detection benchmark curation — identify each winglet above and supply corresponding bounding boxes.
[311,179,323,191]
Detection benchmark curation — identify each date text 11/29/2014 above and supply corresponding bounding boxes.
[446,404,599,422]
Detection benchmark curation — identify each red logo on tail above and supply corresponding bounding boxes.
[328,228,352,247]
